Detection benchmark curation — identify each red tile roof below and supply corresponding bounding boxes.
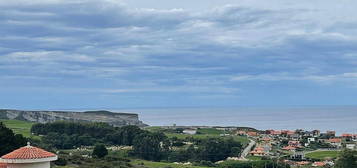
[247,132,258,136]
[1,143,56,160]
[342,134,353,137]
[328,138,342,143]
[282,146,296,150]
[297,161,310,165]
[270,130,281,135]
[313,162,326,167]
[0,163,7,168]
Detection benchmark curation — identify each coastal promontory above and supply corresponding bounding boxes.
[0,109,147,127]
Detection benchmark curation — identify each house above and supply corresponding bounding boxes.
[247,131,258,137]
[353,135,357,142]
[312,162,326,167]
[346,144,356,150]
[260,137,272,142]
[312,130,321,137]
[282,146,296,151]
[308,137,316,143]
[342,134,353,138]
[342,134,354,141]
[303,131,314,137]
[327,138,342,148]
[0,163,6,168]
[291,151,305,160]
[236,131,247,136]
[290,134,300,141]
[0,142,57,168]
[281,130,295,136]
[296,161,309,166]
[250,147,266,156]
[268,130,281,136]
[288,140,301,147]
[326,131,336,137]
[183,129,197,135]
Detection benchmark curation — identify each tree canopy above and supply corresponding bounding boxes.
[335,150,357,168]
[0,122,27,156]
[92,144,108,158]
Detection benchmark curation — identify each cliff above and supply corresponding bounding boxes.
[0,109,147,127]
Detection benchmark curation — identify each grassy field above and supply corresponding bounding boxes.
[246,156,262,161]
[131,159,209,168]
[0,119,35,137]
[305,150,340,160]
[196,128,224,135]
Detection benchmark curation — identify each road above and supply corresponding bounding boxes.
[240,139,256,159]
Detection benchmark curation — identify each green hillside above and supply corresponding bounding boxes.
[0,120,35,137]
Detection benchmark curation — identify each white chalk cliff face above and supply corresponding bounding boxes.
[0,110,147,127]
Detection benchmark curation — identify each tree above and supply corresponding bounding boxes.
[335,150,357,168]
[198,138,242,162]
[0,122,27,156]
[120,125,144,146]
[132,132,167,161]
[93,144,108,158]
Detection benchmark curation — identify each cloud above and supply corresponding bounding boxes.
[1,0,357,107]
[231,73,357,83]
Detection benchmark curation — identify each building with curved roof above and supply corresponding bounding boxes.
[0,143,57,168]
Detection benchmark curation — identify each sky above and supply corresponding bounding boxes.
[1,0,357,110]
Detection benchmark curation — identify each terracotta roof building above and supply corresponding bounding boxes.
[0,163,7,168]
[328,138,342,143]
[312,161,326,167]
[282,146,296,151]
[0,143,57,168]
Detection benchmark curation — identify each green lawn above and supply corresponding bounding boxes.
[0,120,35,137]
[246,156,262,161]
[144,126,166,132]
[197,128,224,135]
[305,150,340,160]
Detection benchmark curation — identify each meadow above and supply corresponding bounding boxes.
[305,150,340,160]
[0,119,34,137]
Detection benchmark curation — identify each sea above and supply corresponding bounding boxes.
[115,106,357,135]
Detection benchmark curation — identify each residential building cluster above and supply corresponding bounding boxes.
[237,129,357,167]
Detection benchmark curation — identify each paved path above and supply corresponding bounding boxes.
[240,139,256,158]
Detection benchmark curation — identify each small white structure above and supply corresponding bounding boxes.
[183,129,197,135]
[346,144,356,150]
[307,137,315,143]
[0,143,57,168]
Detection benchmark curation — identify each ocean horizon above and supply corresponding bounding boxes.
[114,106,357,135]
[35,105,357,135]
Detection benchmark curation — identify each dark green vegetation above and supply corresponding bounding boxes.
[218,160,289,168]
[334,150,357,168]
[167,138,242,163]
[93,144,109,158]
[32,122,145,149]
[32,121,244,163]
[0,122,27,156]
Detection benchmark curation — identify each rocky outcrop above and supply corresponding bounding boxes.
[0,109,147,127]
